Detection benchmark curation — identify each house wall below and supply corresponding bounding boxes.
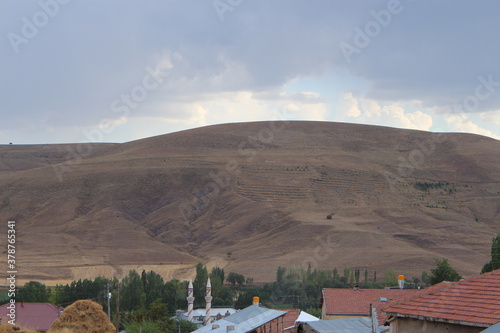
[255,316,287,333]
[321,299,327,320]
[389,317,486,333]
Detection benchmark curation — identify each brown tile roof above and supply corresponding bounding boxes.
[0,302,63,331]
[321,288,421,325]
[383,269,500,327]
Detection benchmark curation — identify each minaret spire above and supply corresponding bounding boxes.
[187,280,194,322]
[204,277,212,326]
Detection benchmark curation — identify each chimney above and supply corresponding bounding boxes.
[252,296,259,307]
[398,275,405,289]
[226,326,235,332]
[212,324,220,330]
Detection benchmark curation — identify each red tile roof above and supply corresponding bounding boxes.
[321,287,421,325]
[383,269,500,327]
[0,302,63,331]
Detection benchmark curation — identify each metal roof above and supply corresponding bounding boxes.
[184,308,237,318]
[481,322,500,332]
[305,318,387,333]
[193,305,286,333]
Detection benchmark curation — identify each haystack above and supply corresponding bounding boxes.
[48,300,115,333]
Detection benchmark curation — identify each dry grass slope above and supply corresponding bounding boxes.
[0,121,499,283]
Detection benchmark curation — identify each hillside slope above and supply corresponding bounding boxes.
[1,121,499,284]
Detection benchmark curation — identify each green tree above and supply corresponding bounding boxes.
[193,263,208,307]
[305,307,322,319]
[421,271,431,285]
[354,268,360,285]
[383,269,398,286]
[227,272,245,286]
[234,287,267,309]
[141,270,165,308]
[121,270,146,311]
[211,266,225,285]
[177,319,198,333]
[162,280,180,314]
[430,258,462,285]
[147,299,173,332]
[124,320,161,333]
[17,281,50,302]
[332,268,339,280]
[210,267,224,301]
[216,287,234,306]
[276,266,286,285]
[481,234,500,274]
[341,268,350,285]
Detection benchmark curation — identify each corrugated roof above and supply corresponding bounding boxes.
[481,321,500,332]
[383,269,500,327]
[193,305,286,333]
[0,302,62,331]
[306,317,387,333]
[186,308,237,318]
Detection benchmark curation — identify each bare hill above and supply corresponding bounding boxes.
[1,121,499,284]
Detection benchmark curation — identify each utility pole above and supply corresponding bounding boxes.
[115,284,120,333]
[106,283,111,321]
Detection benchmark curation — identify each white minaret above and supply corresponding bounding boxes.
[187,280,194,322]
[204,277,212,326]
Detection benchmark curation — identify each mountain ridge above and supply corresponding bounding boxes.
[1,121,499,284]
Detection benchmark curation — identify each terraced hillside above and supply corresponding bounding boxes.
[0,121,499,284]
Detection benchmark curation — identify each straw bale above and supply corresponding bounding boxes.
[48,300,115,333]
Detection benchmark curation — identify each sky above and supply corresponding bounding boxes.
[1,0,499,144]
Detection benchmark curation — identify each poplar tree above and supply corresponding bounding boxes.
[481,234,500,274]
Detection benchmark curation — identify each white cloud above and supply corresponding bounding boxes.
[338,92,361,117]
[480,111,500,125]
[337,92,433,131]
[78,90,329,143]
[445,114,500,140]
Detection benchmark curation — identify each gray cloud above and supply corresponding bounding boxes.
[1,0,499,141]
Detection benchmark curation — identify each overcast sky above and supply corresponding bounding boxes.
[1,0,499,144]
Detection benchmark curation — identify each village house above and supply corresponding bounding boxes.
[383,269,500,333]
[0,302,63,332]
[320,287,420,321]
[191,298,287,333]
[299,317,387,333]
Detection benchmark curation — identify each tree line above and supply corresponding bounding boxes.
[7,233,499,332]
